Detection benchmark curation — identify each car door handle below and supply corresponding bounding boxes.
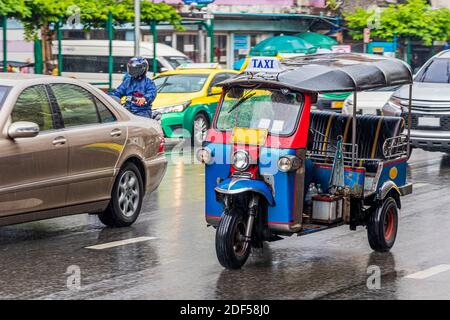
[52,136,67,146]
[110,129,122,137]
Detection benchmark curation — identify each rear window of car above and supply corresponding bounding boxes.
[0,85,11,109]
[415,58,450,84]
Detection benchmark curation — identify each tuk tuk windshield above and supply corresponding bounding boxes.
[215,88,303,136]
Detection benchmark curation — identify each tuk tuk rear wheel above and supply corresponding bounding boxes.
[367,197,398,252]
[216,208,251,270]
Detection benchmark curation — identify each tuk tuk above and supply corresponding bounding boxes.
[197,53,413,269]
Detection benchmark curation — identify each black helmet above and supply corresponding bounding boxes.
[127,57,149,79]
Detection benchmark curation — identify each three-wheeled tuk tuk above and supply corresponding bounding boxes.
[197,53,414,269]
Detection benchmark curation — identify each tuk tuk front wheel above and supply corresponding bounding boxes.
[367,197,398,252]
[216,208,251,269]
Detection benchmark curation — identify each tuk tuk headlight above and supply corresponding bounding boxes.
[278,155,302,172]
[232,150,250,171]
[196,147,213,164]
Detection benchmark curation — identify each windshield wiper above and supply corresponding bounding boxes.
[227,92,256,114]
[157,81,171,93]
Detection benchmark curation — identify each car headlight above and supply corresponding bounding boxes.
[159,100,191,114]
[278,155,302,172]
[232,150,250,171]
[383,97,403,116]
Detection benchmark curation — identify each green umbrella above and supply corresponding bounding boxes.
[249,35,317,57]
[295,32,338,50]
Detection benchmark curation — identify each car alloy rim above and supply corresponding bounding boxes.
[117,171,140,217]
[194,116,208,145]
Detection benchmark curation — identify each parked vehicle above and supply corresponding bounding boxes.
[152,63,238,145]
[383,50,450,153]
[0,74,167,227]
[198,54,413,269]
[342,86,399,115]
[52,40,192,88]
[316,92,351,112]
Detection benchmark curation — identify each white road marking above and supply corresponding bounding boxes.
[405,264,450,280]
[85,236,157,250]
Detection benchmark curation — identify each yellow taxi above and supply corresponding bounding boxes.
[153,63,238,145]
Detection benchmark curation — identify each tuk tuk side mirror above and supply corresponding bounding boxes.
[209,86,223,96]
[310,93,318,104]
[8,121,39,139]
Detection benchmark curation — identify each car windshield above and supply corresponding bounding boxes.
[215,88,303,136]
[415,58,450,83]
[154,74,208,93]
[165,56,192,69]
[0,85,11,109]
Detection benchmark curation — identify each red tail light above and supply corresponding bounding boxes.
[158,136,165,154]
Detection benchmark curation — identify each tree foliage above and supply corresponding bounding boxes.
[344,0,450,45]
[18,0,182,40]
[0,0,30,19]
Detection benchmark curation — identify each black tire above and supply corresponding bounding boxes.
[99,162,144,227]
[216,207,251,269]
[192,113,209,146]
[367,197,398,252]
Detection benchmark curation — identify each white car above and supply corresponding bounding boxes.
[342,86,399,115]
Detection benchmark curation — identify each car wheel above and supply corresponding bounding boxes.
[192,113,209,146]
[367,197,398,252]
[99,162,144,227]
[215,207,251,269]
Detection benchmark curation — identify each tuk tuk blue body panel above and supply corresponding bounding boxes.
[205,142,231,219]
[307,162,365,195]
[259,147,298,224]
[376,158,407,190]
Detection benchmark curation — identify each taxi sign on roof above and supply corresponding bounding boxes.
[177,63,219,70]
[245,56,284,74]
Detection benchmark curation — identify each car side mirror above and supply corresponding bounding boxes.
[209,86,222,96]
[8,121,39,139]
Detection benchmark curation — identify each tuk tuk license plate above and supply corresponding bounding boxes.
[418,117,440,127]
[331,101,344,109]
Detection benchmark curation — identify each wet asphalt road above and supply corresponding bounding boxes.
[1,149,450,300]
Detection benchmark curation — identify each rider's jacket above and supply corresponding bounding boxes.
[109,75,157,118]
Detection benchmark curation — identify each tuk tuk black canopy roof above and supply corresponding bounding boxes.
[220,53,413,93]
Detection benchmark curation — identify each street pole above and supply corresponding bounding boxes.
[57,17,63,76]
[151,20,157,76]
[134,0,141,56]
[204,13,214,63]
[107,11,113,91]
[2,16,6,72]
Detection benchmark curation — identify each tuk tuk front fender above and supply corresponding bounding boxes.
[378,180,401,208]
[215,178,275,206]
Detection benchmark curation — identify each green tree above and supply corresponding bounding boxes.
[0,0,30,18]
[7,0,181,73]
[344,0,450,46]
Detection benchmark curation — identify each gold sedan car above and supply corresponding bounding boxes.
[0,74,167,227]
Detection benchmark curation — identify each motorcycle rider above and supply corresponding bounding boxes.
[109,57,157,118]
